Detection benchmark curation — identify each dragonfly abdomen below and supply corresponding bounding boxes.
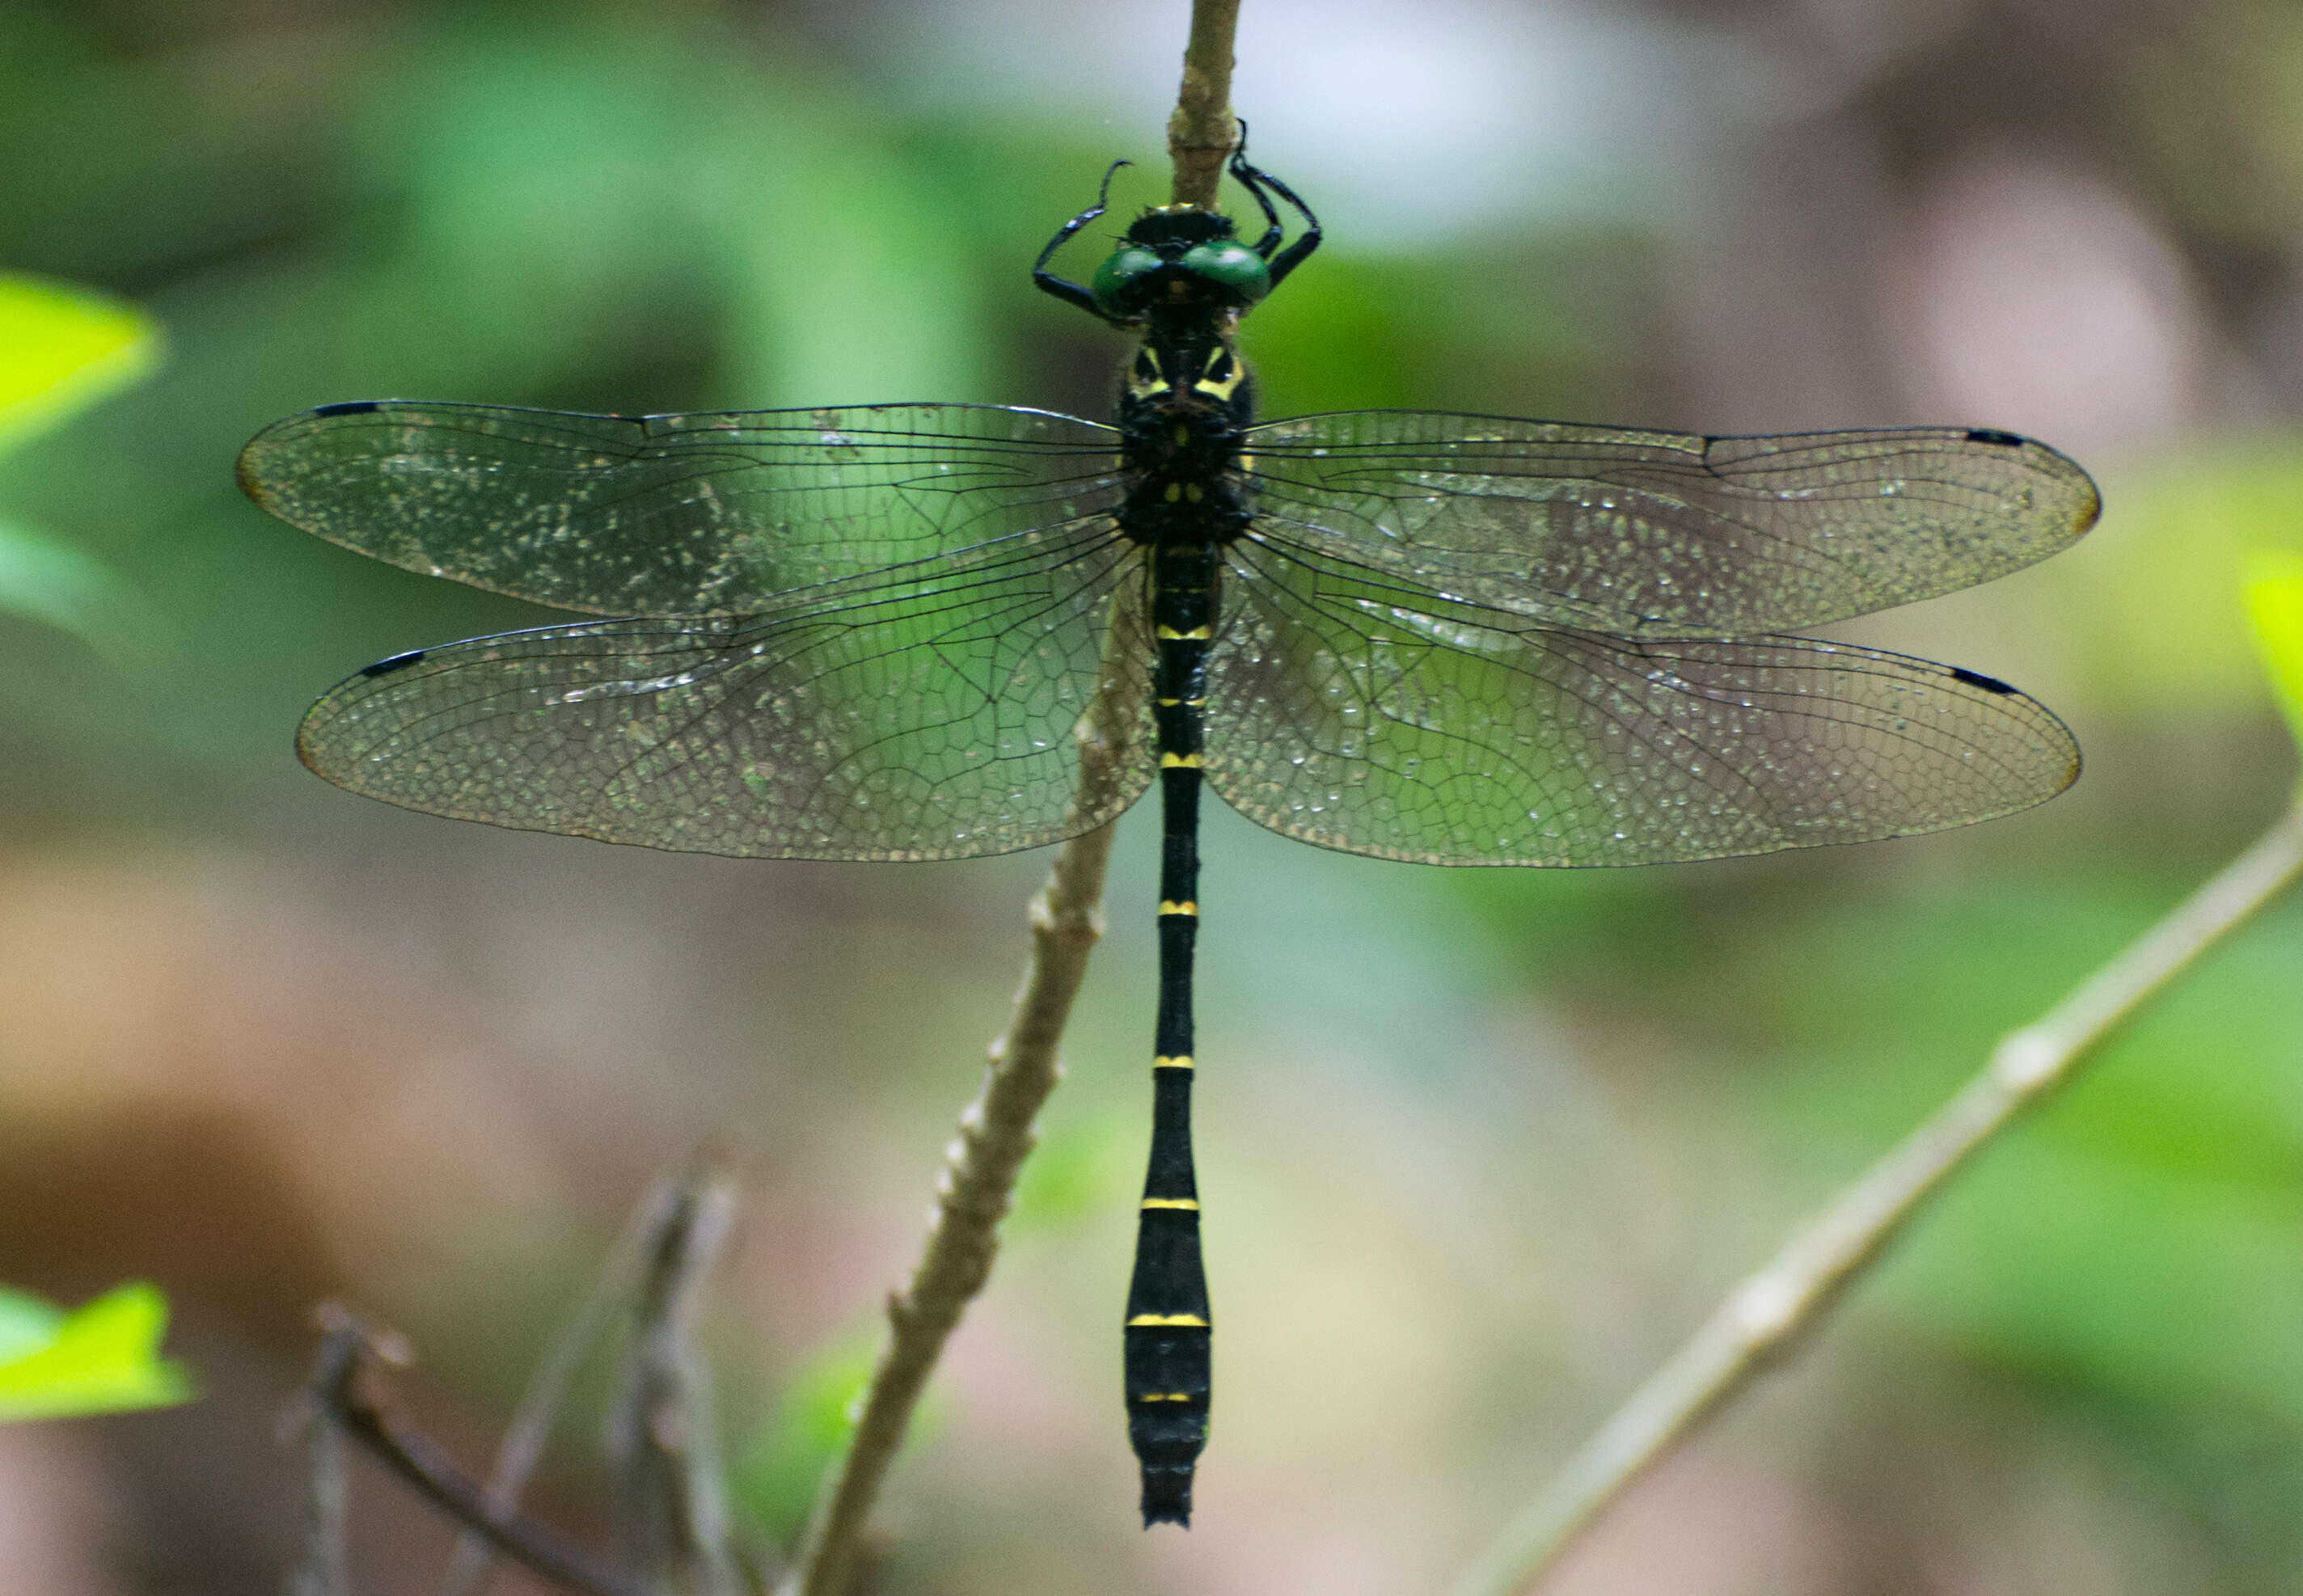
[1125,541,1221,1525]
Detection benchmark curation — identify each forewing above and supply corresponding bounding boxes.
[239,401,1124,616]
[298,524,1155,859]
[1202,527,2078,866]
[1244,412,2098,635]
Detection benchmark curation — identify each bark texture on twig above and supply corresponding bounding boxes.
[288,1324,355,1596]
[1450,797,2303,1596]
[1168,0,1242,206]
[611,1166,744,1596]
[780,672,1136,1596]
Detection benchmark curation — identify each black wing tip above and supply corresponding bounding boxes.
[1949,664,2018,695]
[241,400,394,475]
[293,656,426,774]
[359,649,429,678]
[1939,663,2086,804]
[1960,426,2105,536]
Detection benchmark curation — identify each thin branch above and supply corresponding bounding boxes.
[1448,796,2303,1596]
[781,654,1138,1596]
[1168,0,1242,206]
[311,1312,654,1596]
[440,1169,708,1596]
[288,1324,357,1596]
[610,1163,746,1596]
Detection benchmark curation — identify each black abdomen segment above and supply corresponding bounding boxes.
[1126,544,1217,1526]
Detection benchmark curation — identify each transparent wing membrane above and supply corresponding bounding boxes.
[1244,413,2098,635]
[256,397,2092,868]
[1202,525,2078,867]
[239,402,1125,617]
[297,525,1156,859]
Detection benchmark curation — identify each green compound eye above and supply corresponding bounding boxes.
[1179,241,1270,303]
[1092,247,1165,316]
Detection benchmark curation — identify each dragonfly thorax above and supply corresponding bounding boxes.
[1114,334,1253,550]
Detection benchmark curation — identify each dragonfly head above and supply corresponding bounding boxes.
[1091,207,1271,322]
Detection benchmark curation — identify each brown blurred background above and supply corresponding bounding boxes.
[3,0,2302,1591]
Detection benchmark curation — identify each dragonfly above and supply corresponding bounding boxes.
[237,143,2099,1528]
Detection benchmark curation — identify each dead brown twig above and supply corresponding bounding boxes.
[298,1308,653,1596]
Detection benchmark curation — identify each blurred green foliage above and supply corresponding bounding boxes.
[0,274,160,450]
[0,1282,192,1422]
[0,274,163,667]
[2247,552,2303,758]
[2077,450,2303,724]
[732,1326,897,1543]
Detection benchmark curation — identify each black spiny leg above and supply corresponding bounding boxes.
[1228,146,1321,287]
[1228,121,1287,260]
[1033,160,1132,319]
[1126,546,1217,1526]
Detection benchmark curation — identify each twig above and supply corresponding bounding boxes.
[311,1311,653,1596]
[610,1163,746,1596]
[780,824,1118,1596]
[780,663,1136,1596]
[440,1169,709,1596]
[1448,796,2303,1596]
[1168,0,1242,206]
[288,1324,357,1596]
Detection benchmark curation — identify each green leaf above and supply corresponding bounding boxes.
[2246,550,2303,762]
[0,512,165,665]
[0,275,163,454]
[0,1282,196,1422]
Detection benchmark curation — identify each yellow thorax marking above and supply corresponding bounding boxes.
[1127,1313,1209,1328]
[1136,1392,1195,1402]
[1153,1054,1194,1070]
[1127,344,1243,402]
[1160,751,1204,768]
[1141,1197,1199,1210]
[1128,349,1169,399]
[1157,900,1198,916]
[1192,349,1245,400]
[1153,624,1213,640]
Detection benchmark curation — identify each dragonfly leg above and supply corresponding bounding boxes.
[1230,146,1321,289]
[1228,120,1287,259]
[1033,159,1133,319]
